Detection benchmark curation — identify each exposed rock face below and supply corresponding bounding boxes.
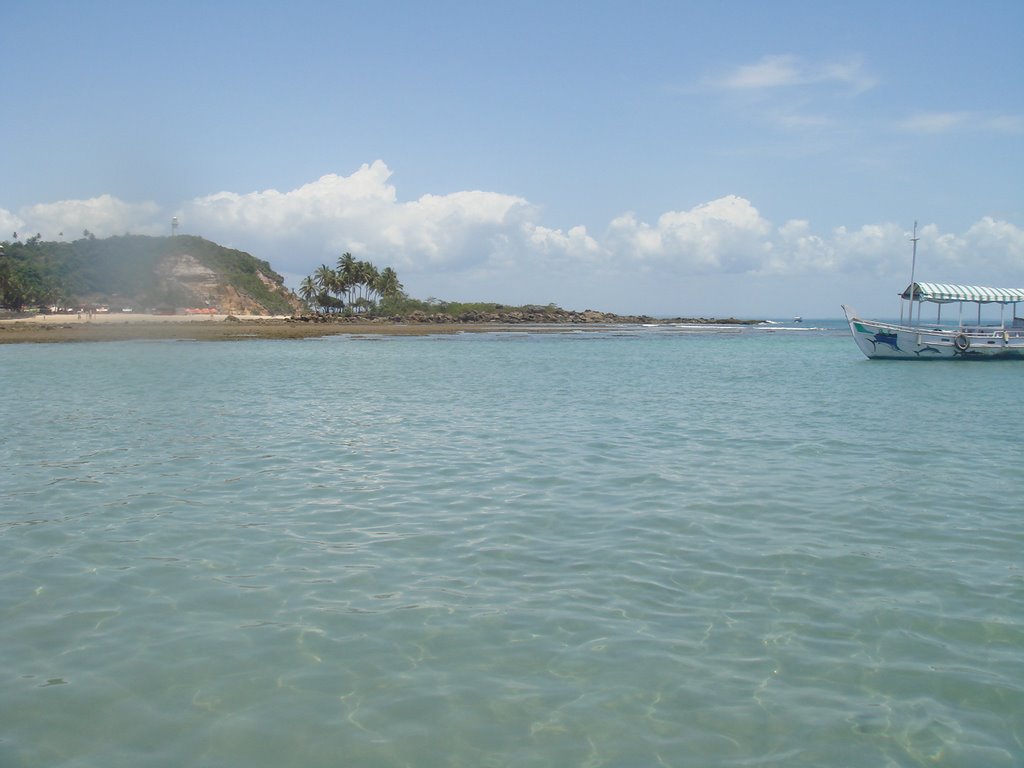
[155,254,219,299]
[155,254,302,315]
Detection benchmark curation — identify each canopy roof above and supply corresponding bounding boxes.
[900,282,1024,304]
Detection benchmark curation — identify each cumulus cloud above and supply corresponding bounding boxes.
[770,219,1024,285]
[606,196,772,273]
[7,195,162,239]
[769,220,837,274]
[937,217,1024,274]
[180,161,536,275]
[0,207,23,237]
[185,162,398,235]
[527,224,601,259]
[5,163,1023,311]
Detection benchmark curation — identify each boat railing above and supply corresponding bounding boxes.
[863,317,1024,340]
[955,325,1024,338]
[896,312,1024,334]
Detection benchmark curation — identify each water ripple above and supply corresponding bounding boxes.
[1,332,1022,766]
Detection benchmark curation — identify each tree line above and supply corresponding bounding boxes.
[0,237,70,310]
[0,234,296,314]
[298,252,405,314]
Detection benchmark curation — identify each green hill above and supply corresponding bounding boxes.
[0,234,301,315]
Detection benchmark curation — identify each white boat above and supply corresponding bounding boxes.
[842,224,1024,360]
[843,288,1024,359]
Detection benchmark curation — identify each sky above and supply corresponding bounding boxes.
[2,1,1022,318]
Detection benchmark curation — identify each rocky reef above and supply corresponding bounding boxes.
[293,307,760,325]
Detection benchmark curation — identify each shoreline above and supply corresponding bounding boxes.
[0,312,764,345]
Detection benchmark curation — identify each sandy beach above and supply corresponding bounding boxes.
[0,312,589,344]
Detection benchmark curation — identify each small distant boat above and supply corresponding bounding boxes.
[793,316,803,323]
[842,223,1024,360]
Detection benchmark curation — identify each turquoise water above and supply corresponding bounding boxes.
[2,325,1022,767]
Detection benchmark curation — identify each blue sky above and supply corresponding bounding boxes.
[3,0,1022,317]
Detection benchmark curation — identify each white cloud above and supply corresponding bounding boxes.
[181,161,536,275]
[896,111,1024,135]
[986,115,1024,134]
[896,111,971,134]
[700,55,875,137]
[186,161,398,234]
[0,207,23,237]
[606,195,772,273]
[527,224,601,259]
[820,58,877,92]
[11,195,162,239]
[828,223,909,277]
[956,217,1024,269]
[711,54,876,93]
[6,165,1023,313]
[772,112,832,129]
[769,219,836,273]
[819,220,1024,285]
[718,54,804,89]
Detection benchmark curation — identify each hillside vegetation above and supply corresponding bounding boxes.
[0,234,300,315]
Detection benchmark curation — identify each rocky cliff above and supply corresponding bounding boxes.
[153,251,302,315]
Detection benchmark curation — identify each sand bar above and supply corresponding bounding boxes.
[0,313,607,344]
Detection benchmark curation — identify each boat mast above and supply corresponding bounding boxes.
[906,221,919,325]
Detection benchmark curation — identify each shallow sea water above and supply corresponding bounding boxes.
[1,324,1022,767]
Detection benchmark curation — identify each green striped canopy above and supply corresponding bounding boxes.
[900,282,1024,304]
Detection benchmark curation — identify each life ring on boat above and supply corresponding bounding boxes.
[953,333,970,352]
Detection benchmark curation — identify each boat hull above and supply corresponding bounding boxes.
[841,306,1024,360]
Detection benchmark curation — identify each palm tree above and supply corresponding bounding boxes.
[333,273,352,308]
[360,262,380,306]
[313,265,334,292]
[336,252,357,306]
[314,265,339,312]
[298,276,317,309]
[375,267,404,300]
[306,255,405,317]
